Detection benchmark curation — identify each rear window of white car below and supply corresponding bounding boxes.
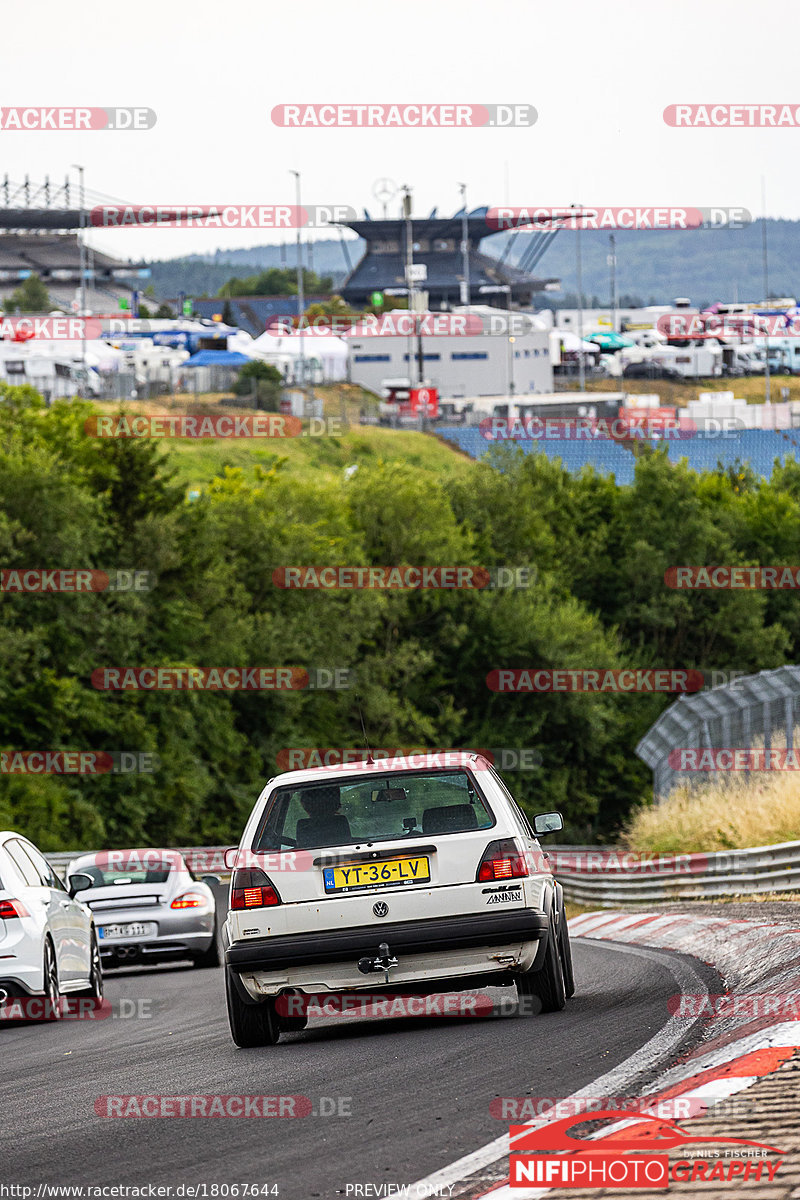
[73,863,173,886]
[254,770,495,850]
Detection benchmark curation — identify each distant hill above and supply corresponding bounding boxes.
[144,218,800,309]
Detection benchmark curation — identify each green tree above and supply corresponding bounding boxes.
[7,274,50,312]
[218,267,333,299]
[233,361,284,411]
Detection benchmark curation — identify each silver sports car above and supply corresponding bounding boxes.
[66,849,220,969]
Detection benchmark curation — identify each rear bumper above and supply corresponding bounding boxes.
[226,908,549,975]
[100,930,214,964]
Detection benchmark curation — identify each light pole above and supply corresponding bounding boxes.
[762,177,771,405]
[71,164,86,388]
[290,170,305,399]
[458,182,470,307]
[608,233,617,333]
[575,203,585,392]
[403,185,417,385]
[508,335,516,399]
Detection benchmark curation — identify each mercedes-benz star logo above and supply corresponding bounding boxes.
[373,901,389,918]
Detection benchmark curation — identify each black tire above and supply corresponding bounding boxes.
[43,938,62,1021]
[74,928,105,1009]
[225,967,280,1047]
[558,904,576,999]
[515,908,566,1014]
[192,932,221,969]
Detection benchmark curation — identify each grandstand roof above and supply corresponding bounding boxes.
[0,234,133,275]
[343,208,500,241]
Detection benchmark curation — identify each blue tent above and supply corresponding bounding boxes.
[183,349,252,368]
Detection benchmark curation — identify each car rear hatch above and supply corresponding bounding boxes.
[231,767,518,938]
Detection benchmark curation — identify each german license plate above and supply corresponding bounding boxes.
[98,922,157,940]
[323,856,430,893]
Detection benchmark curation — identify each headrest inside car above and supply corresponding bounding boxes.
[422,804,479,834]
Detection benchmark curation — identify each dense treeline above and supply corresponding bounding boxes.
[1,387,798,849]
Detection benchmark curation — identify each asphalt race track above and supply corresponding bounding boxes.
[1,935,720,1200]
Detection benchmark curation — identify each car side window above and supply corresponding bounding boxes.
[21,841,67,891]
[4,840,43,887]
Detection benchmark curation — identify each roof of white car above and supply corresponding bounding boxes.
[267,751,494,789]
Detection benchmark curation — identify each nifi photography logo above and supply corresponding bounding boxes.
[509,1108,785,1189]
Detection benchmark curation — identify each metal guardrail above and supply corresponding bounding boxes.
[46,847,230,877]
[46,840,800,906]
[550,840,800,905]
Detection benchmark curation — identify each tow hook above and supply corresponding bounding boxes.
[357,942,398,984]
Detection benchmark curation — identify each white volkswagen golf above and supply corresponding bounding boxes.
[223,753,574,1046]
[0,830,103,1020]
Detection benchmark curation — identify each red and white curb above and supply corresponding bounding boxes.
[395,910,800,1200]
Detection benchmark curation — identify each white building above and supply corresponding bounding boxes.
[346,306,553,399]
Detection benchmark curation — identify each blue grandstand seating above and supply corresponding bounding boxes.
[436,426,800,486]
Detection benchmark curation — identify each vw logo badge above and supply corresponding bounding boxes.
[373,901,389,918]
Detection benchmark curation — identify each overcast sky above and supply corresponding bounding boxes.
[4,0,798,263]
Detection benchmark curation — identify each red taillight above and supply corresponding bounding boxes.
[230,868,281,910]
[0,899,30,919]
[170,891,206,910]
[477,839,530,883]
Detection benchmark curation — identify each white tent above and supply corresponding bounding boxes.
[552,330,600,354]
[227,330,256,356]
[248,330,348,382]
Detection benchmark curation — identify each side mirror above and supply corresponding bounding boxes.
[533,811,564,837]
[223,847,240,871]
[200,874,222,887]
[68,872,95,898]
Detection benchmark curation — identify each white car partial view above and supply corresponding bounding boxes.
[223,753,575,1047]
[0,830,103,1020]
[66,849,220,970]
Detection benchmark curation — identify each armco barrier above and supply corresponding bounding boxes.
[46,847,230,878]
[550,839,800,905]
[45,840,800,904]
